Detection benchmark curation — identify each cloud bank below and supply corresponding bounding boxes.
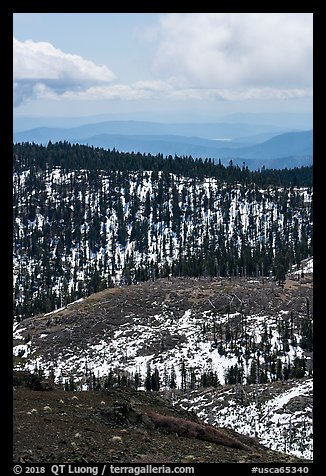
[13,38,115,106]
[152,13,313,91]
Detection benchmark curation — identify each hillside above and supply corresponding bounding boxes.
[13,271,313,460]
[13,383,308,464]
[175,377,313,460]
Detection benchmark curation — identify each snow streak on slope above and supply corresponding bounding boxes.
[14,302,310,388]
[175,378,313,460]
[290,257,313,276]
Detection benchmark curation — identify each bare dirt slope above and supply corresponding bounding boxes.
[13,384,309,464]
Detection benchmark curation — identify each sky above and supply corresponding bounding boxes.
[13,13,313,122]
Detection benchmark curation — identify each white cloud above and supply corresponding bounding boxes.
[61,84,154,101]
[13,37,175,106]
[151,13,313,92]
[133,79,173,92]
[13,38,115,106]
[37,79,175,103]
[165,86,312,102]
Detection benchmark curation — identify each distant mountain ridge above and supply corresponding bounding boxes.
[14,119,289,141]
[13,112,313,132]
[13,120,313,170]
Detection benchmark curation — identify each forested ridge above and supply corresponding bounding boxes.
[14,141,313,186]
[13,142,313,320]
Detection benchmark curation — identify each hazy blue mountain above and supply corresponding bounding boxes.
[234,130,313,159]
[78,133,245,154]
[13,120,312,170]
[14,114,112,132]
[13,111,312,133]
[75,130,312,169]
[14,120,289,143]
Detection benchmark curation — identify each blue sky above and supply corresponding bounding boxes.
[13,13,313,122]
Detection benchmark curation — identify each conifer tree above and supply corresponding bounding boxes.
[169,365,177,389]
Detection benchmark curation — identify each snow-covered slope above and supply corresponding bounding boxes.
[174,378,313,460]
